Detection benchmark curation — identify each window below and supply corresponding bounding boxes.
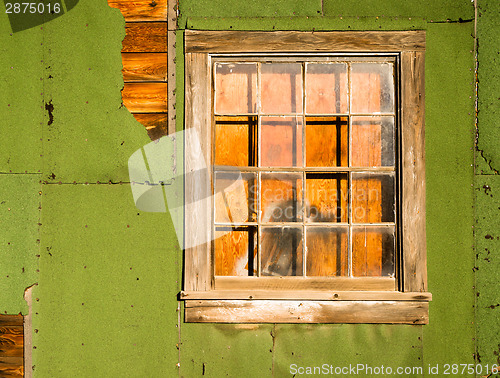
[182,31,430,324]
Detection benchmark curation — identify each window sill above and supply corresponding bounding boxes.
[181,291,431,324]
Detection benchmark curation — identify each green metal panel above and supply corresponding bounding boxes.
[180,323,274,377]
[0,18,43,173]
[0,175,39,314]
[476,0,500,174]
[32,184,180,376]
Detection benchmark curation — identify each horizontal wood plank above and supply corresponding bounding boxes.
[181,290,431,301]
[185,300,429,324]
[0,316,22,327]
[185,30,426,53]
[215,276,396,291]
[122,22,167,52]
[133,113,169,139]
[0,357,23,377]
[0,326,23,359]
[122,83,168,113]
[122,53,168,82]
[108,0,167,21]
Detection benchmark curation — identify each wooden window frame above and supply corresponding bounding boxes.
[182,30,430,324]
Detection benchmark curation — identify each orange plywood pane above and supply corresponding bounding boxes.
[306,227,348,276]
[261,117,303,167]
[351,63,394,114]
[351,116,394,167]
[305,63,348,114]
[352,173,395,224]
[215,227,257,276]
[306,173,348,223]
[215,116,257,167]
[352,226,394,277]
[306,116,348,167]
[261,63,302,114]
[215,63,258,114]
[261,173,303,223]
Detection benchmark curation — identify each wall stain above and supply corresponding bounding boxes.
[45,101,54,126]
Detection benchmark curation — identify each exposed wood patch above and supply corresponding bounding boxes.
[122,53,168,82]
[185,30,426,53]
[185,300,429,324]
[0,315,23,378]
[122,23,168,53]
[108,0,168,21]
[133,113,169,139]
[122,82,168,113]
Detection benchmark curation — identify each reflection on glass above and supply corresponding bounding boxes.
[306,63,348,114]
[351,63,394,114]
[351,116,395,167]
[306,173,348,223]
[261,63,302,114]
[215,116,257,167]
[261,227,303,276]
[214,172,257,223]
[306,227,348,276]
[261,116,302,167]
[306,116,348,167]
[215,63,257,114]
[215,227,257,276]
[261,173,303,223]
[352,173,395,223]
[352,226,394,277]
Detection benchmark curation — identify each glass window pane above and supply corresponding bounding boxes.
[351,63,394,114]
[261,173,303,223]
[261,116,303,167]
[306,227,348,276]
[261,227,303,276]
[351,116,395,167]
[306,173,348,223]
[215,116,257,167]
[215,227,257,276]
[215,172,257,223]
[215,63,257,114]
[306,63,348,114]
[352,173,395,223]
[306,116,348,167]
[261,63,302,114]
[352,226,395,277]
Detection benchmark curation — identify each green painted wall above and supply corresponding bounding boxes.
[0,0,497,376]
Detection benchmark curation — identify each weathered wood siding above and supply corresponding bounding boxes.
[0,315,23,377]
[108,0,176,140]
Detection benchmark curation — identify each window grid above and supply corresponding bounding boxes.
[213,56,397,278]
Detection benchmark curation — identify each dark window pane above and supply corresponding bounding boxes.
[215,116,257,167]
[306,173,348,223]
[215,227,257,276]
[306,116,348,167]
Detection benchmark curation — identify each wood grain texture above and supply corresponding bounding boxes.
[167,0,177,30]
[0,316,22,327]
[108,0,167,21]
[215,276,396,291]
[132,113,168,140]
[181,290,432,301]
[185,30,426,53]
[185,300,429,324]
[122,53,167,82]
[0,357,23,377]
[122,83,167,113]
[0,326,23,358]
[401,51,427,292]
[122,22,167,53]
[184,53,211,291]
